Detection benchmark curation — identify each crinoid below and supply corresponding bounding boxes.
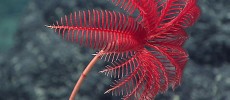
[46,0,200,100]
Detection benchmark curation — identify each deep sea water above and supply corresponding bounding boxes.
[0,0,28,52]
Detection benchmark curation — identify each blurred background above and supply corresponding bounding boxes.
[0,0,230,100]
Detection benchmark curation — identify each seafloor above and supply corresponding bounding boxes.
[0,0,230,100]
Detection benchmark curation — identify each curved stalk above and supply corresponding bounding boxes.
[69,51,103,100]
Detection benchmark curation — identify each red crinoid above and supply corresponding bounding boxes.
[46,0,200,100]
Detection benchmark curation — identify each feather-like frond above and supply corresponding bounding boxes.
[147,44,188,88]
[100,50,136,62]
[100,51,139,78]
[154,0,200,32]
[47,10,146,52]
[108,0,158,27]
[103,49,170,99]
[148,29,188,46]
